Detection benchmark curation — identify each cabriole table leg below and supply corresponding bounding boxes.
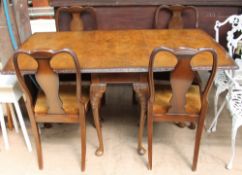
[90,83,106,156]
[133,83,148,155]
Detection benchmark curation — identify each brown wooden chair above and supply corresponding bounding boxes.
[55,6,97,31]
[153,4,200,129]
[55,5,97,84]
[146,46,217,170]
[154,5,199,29]
[55,6,106,116]
[13,48,91,171]
[135,5,199,129]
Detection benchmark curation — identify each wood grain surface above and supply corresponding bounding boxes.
[51,0,242,7]
[3,29,236,74]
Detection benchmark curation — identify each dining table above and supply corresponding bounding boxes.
[2,29,237,155]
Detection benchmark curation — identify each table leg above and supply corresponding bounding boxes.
[90,83,106,156]
[133,83,148,155]
[6,104,13,130]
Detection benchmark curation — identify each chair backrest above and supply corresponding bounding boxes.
[55,6,97,31]
[148,47,217,114]
[214,14,242,58]
[13,48,81,115]
[154,5,198,29]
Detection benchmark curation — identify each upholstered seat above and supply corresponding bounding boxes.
[35,84,89,114]
[153,84,201,114]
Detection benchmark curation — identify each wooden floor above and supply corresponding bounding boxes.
[0,84,241,175]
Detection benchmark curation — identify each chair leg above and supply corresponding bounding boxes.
[212,88,220,132]
[9,103,19,133]
[13,101,32,152]
[80,112,86,172]
[188,122,196,129]
[192,111,207,171]
[226,117,241,170]
[0,104,9,150]
[208,87,225,132]
[34,124,43,169]
[147,106,153,170]
[207,99,227,133]
[29,115,43,169]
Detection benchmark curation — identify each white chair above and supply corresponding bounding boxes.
[30,19,56,34]
[0,74,32,151]
[207,14,242,133]
[214,71,242,169]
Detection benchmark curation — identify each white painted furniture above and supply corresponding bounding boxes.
[207,14,242,170]
[208,14,242,133]
[214,71,242,169]
[0,74,32,151]
[30,19,56,34]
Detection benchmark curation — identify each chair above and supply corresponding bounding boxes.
[55,6,97,79]
[154,5,198,29]
[137,5,199,154]
[220,71,242,169]
[146,47,217,170]
[13,48,92,171]
[55,6,97,31]
[55,5,106,118]
[153,4,199,129]
[0,74,32,151]
[55,6,97,82]
[136,5,199,151]
[207,14,242,133]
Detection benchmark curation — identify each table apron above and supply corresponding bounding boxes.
[91,73,148,84]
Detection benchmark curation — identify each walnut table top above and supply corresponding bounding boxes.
[3,29,236,74]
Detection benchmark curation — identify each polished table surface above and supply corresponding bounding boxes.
[3,29,236,74]
[2,29,237,156]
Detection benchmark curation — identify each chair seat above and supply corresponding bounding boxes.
[153,84,201,114]
[0,75,18,87]
[0,75,32,151]
[34,84,89,114]
[0,75,23,102]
